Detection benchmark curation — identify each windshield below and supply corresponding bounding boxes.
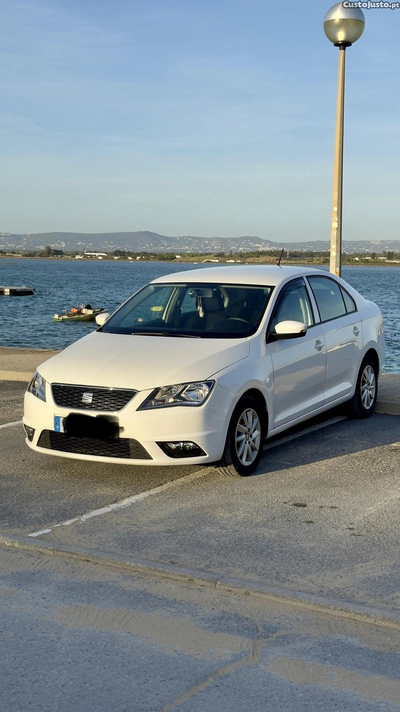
[100,282,274,338]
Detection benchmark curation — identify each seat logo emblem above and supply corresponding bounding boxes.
[82,392,94,404]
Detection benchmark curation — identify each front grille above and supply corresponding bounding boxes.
[37,430,152,460]
[52,384,137,412]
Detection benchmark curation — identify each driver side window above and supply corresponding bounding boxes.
[270,280,314,332]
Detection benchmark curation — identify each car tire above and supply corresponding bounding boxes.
[348,356,378,419]
[217,396,266,477]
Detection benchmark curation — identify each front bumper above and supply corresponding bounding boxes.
[23,382,233,466]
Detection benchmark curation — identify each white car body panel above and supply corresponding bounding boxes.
[38,331,250,391]
[268,324,327,428]
[24,383,233,464]
[321,313,363,403]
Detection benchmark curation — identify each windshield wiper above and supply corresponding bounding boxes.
[130,331,200,338]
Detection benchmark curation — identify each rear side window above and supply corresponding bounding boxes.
[342,288,357,314]
[308,276,356,322]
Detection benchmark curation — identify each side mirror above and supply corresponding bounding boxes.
[96,312,111,326]
[272,320,307,340]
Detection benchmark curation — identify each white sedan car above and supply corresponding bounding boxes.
[24,266,385,477]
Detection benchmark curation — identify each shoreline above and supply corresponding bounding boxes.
[1,256,400,267]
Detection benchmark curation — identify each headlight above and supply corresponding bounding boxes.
[27,371,47,402]
[139,381,214,410]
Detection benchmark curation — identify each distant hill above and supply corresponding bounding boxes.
[0,231,399,254]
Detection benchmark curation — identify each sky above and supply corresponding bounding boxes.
[0,0,399,242]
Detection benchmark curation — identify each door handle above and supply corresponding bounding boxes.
[314,340,324,351]
[353,326,360,336]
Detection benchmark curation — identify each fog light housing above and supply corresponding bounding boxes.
[157,441,206,459]
[24,424,35,442]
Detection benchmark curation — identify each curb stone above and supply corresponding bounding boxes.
[1,532,400,630]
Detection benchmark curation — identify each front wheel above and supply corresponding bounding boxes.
[348,357,378,419]
[216,396,266,477]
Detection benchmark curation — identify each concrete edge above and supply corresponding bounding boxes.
[375,401,400,416]
[0,347,58,353]
[1,532,400,630]
[0,371,33,382]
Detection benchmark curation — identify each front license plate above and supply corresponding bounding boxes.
[63,413,119,439]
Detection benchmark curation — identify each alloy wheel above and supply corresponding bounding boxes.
[360,364,376,410]
[234,408,261,467]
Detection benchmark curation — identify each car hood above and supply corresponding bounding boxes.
[38,331,250,391]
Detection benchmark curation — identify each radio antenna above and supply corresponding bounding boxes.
[277,248,285,267]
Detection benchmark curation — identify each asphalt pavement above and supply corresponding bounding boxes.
[1,373,400,617]
[2,407,399,619]
[2,544,400,712]
[1,350,400,710]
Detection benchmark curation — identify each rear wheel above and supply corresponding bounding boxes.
[217,396,266,477]
[348,356,378,418]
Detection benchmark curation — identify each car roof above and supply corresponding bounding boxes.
[152,265,328,288]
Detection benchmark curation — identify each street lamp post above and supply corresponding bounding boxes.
[324,3,365,277]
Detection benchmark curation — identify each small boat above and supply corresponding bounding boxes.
[0,285,35,296]
[53,304,105,323]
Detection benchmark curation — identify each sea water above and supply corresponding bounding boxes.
[0,260,398,373]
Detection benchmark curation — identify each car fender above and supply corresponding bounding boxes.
[360,312,385,374]
[211,343,273,436]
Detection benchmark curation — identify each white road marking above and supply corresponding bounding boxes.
[28,416,347,539]
[29,528,52,538]
[0,420,22,430]
[28,469,210,538]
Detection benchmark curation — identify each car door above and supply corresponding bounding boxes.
[267,278,327,430]
[307,276,363,404]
